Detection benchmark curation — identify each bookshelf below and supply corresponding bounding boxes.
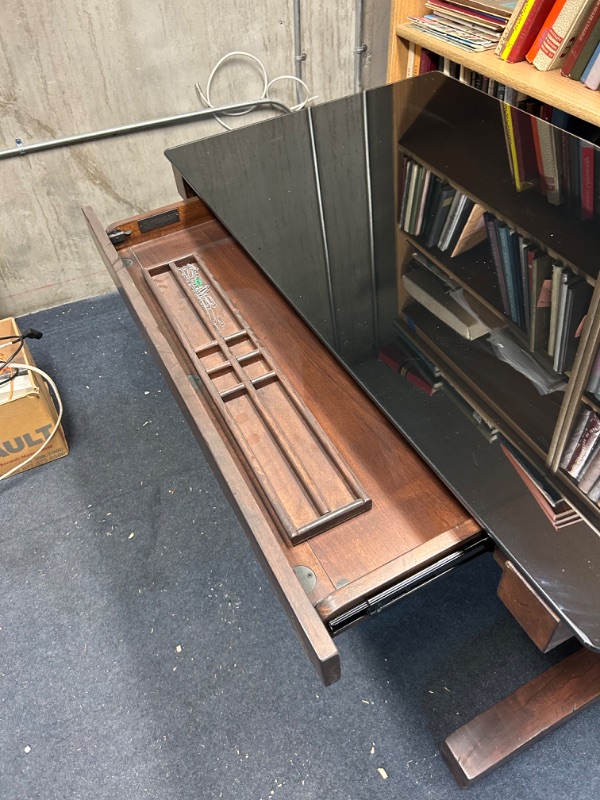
[387,1,600,129]
[390,72,600,525]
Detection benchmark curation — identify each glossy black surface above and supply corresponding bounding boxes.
[166,73,600,649]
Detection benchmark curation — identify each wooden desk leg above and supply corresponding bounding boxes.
[440,648,600,787]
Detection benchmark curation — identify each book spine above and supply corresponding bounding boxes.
[507,0,561,61]
[586,345,600,394]
[484,213,511,315]
[498,224,519,323]
[580,141,595,219]
[583,44,600,86]
[502,104,522,190]
[548,264,564,357]
[534,118,562,204]
[578,445,600,493]
[533,0,596,71]
[406,41,417,78]
[560,407,593,468]
[566,413,600,479]
[497,0,530,57]
[526,0,569,62]
[561,0,600,76]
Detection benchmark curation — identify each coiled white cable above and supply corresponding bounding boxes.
[0,363,64,482]
[195,51,318,131]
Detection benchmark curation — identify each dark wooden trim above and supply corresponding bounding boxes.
[441,647,600,786]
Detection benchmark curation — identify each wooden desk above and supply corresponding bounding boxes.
[84,196,600,785]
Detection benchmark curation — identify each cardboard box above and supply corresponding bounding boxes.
[0,317,68,479]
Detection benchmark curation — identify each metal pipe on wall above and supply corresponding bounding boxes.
[0,99,292,162]
[354,0,366,93]
[293,0,306,106]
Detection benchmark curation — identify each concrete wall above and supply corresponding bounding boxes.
[0,1,390,317]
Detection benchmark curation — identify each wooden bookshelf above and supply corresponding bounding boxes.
[388,11,600,129]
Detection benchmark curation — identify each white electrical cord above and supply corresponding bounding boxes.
[195,51,318,131]
[0,363,64,482]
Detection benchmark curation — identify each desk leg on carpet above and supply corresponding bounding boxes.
[441,648,600,787]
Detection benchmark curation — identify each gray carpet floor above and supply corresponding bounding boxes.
[2,292,598,799]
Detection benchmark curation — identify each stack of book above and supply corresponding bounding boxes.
[501,439,582,526]
[378,335,444,395]
[402,254,490,339]
[407,0,516,51]
[498,0,600,83]
[560,407,600,502]
[399,157,488,257]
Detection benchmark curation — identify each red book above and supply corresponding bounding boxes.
[561,0,600,75]
[506,0,557,62]
[530,117,546,194]
[526,0,568,62]
[419,48,439,74]
[580,142,595,221]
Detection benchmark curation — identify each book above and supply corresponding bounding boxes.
[560,407,593,468]
[582,40,600,86]
[419,48,440,73]
[421,176,444,241]
[501,440,581,527]
[552,267,571,371]
[484,212,511,314]
[532,0,597,71]
[562,276,593,371]
[586,344,600,394]
[561,0,600,77]
[425,184,457,247]
[503,0,558,61]
[451,0,518,18]
[377,343,443,395]
[450,203,487,255]
[441,195,476,251]
[497,222,520,323]
[428,1,507,33]
[437,190,465,248]
[502,103,538,190]
[407,16,500,50]
[580,139,595,219]
[529,252,553,351]
[531,117,562,204]
[578,441,600,492]
[496,0,529,54]
[548,263,566,357]
[414,169,434,236]
[526,0,569,62]
[564,411,600,478]
[402,268,489,339]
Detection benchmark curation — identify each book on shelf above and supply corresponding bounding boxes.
[530,116,562,204]
[578,442,600,492]
[450,203,487,255]
[407,14,501,50]
[499,0,558,61]
[529,0,597,71]
[561,407,600,479]
[529,252,554,351]
[581,40,600,86]
[561,0,600,77]
[502,103,539,191]
[402,266,490,339]
[586,344,600,396]
[500,439,582,526]
[454,0,518,17]
[483,212,511,315]
[377,342,444,395]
